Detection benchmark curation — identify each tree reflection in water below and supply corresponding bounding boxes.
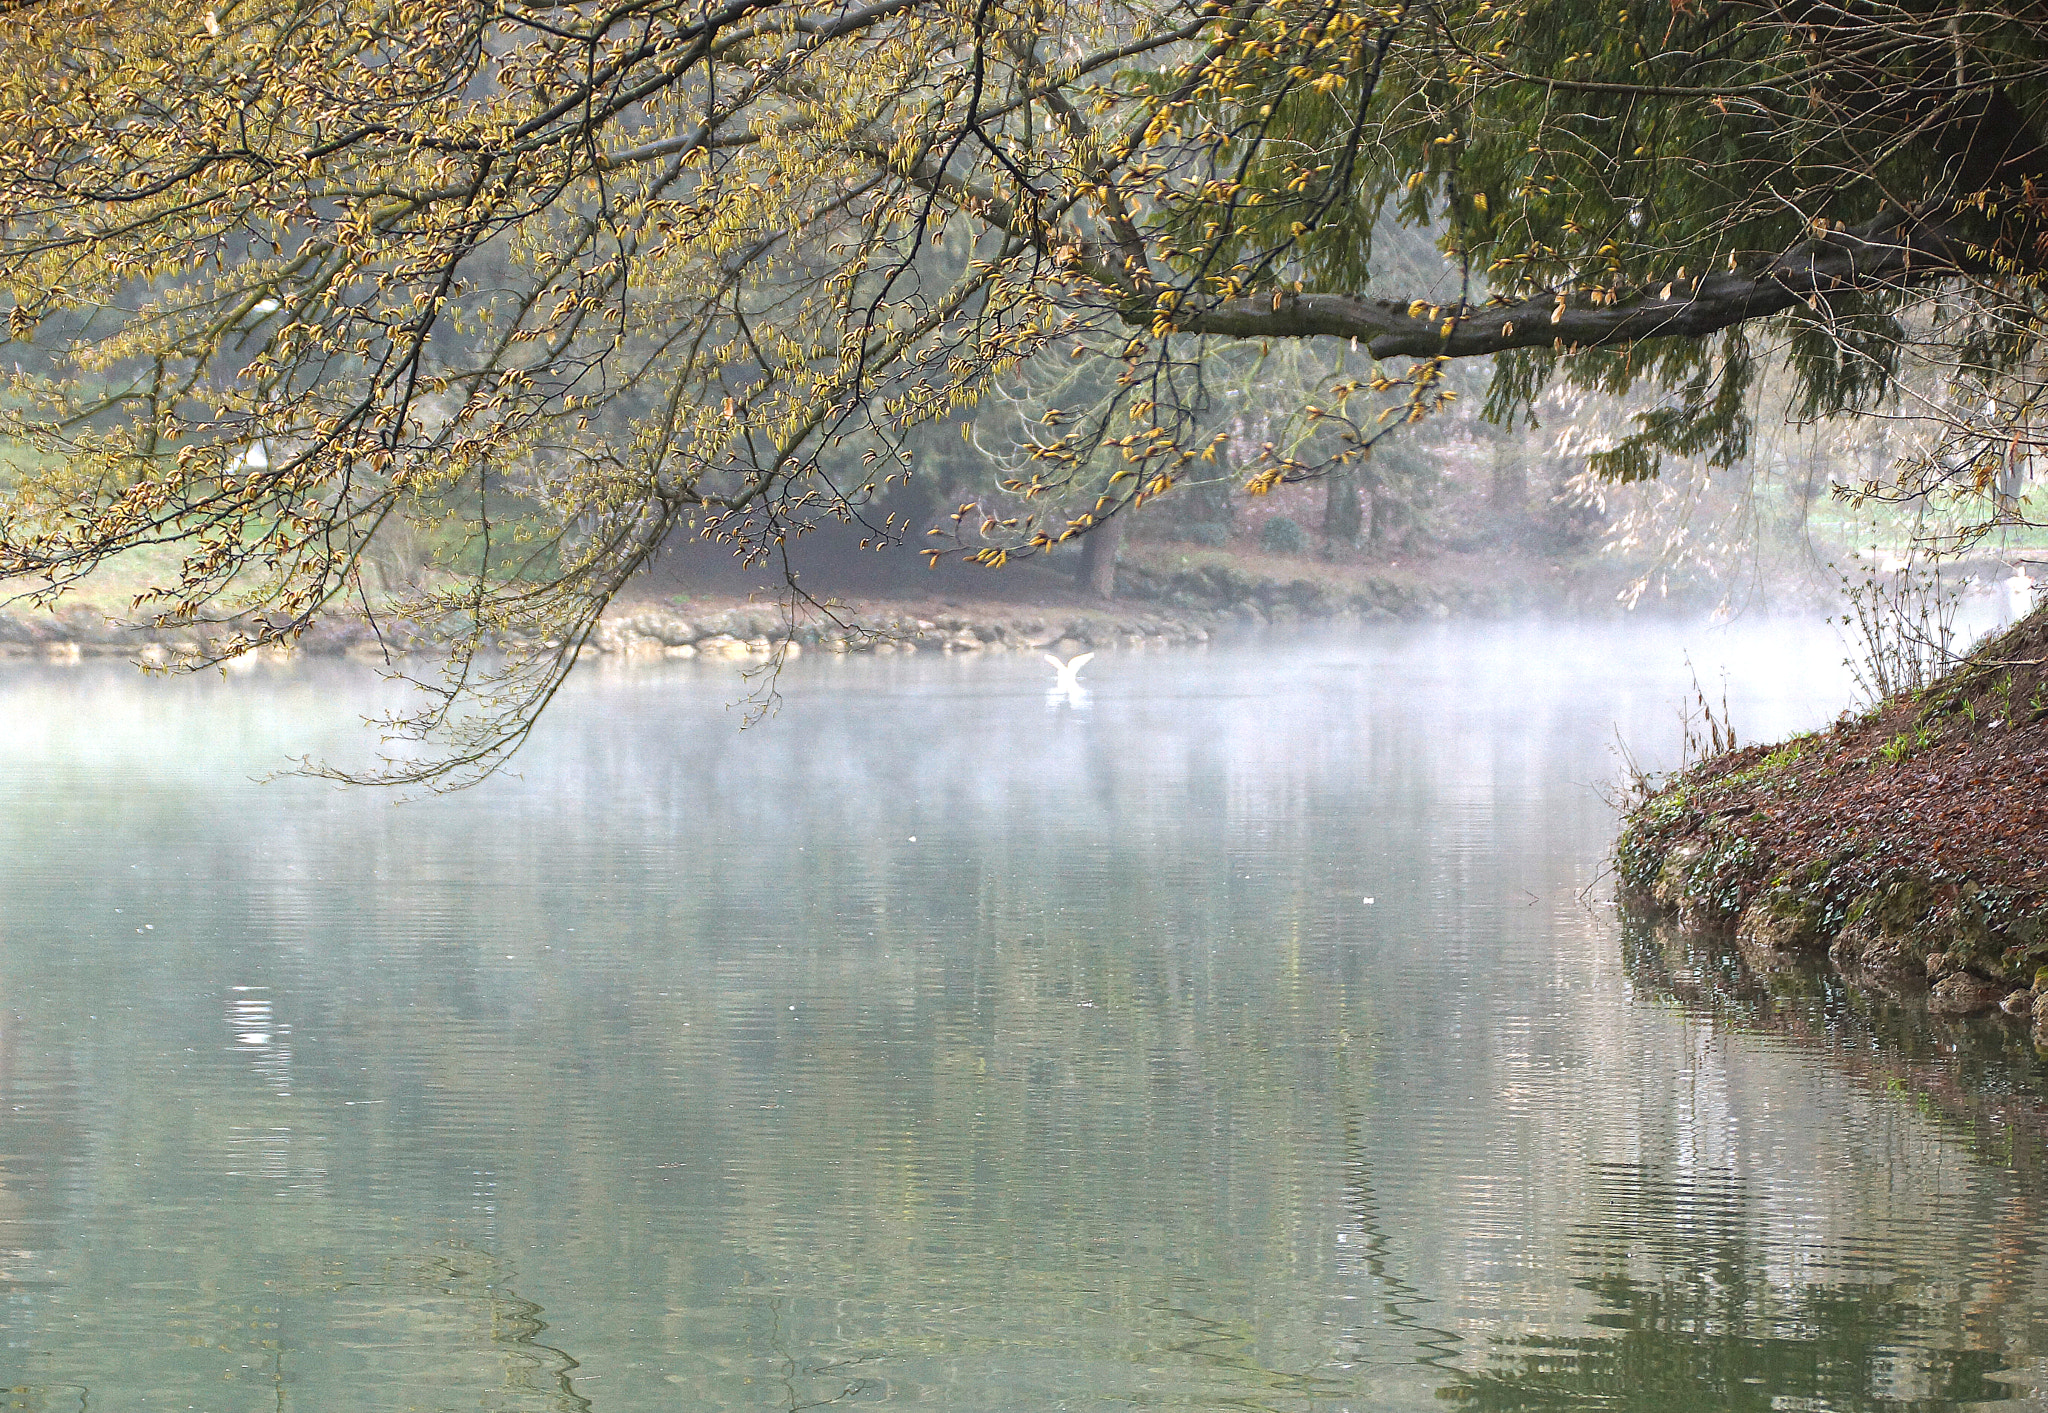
[1439,913,2048,1412]
[1442,1164,2011,1411]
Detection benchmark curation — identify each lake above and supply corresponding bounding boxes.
[0,620,2043,1411]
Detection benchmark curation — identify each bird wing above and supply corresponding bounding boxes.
[1067,652,1095,673]
[1044,653,1068,670]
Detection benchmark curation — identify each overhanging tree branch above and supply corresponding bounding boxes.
[1172,202,2009,358]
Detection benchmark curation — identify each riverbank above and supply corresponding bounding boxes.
[1615,604,2048,1044]
[0,538,1621,664]
[0,593,1228,664]
[595,594,1216,659]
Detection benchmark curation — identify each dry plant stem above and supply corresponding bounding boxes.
[1681,656,1739,768]
[1838,556,1962,702]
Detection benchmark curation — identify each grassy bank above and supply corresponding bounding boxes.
[1616,606,2048,1038]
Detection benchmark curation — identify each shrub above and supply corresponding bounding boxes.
[1260,515,1310,555]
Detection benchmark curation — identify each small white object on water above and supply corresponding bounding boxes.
[908,835,917,842]
[1044,651,1095,693]
[1362,897,1374,905]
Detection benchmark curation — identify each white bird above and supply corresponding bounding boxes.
[1044,651,1094,693]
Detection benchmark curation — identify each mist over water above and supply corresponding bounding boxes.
[0,619,2040,1411]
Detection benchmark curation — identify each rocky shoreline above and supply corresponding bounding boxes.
[0,519,1679,669]
[0,596,1228,666]
[592,600,1218,660]
[1614,607,2048,1051]
[1622,834,2048,1042]
[0,552,1541,666]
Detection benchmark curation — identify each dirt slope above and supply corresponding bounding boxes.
[1617,607,2048,1032]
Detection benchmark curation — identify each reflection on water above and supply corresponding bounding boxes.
[0,622,2043,1410]
[1443,1162,2018,1411]
[1624,912,2048,1156]
[1454,914,2048,1413]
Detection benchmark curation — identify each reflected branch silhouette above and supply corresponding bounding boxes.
[1332,1059,1466,1376]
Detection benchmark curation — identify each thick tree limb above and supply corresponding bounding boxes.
[1171,204,2009,358]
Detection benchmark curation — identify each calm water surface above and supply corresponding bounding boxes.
[0,621,2044,1412]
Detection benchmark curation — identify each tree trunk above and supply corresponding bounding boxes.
[1078,514,1123,599]
[1324,466,1363,548]
[1490,441,1526,514]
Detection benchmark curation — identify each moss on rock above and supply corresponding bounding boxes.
[1734,882,1826,962]
[1614,603,2048,1031]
